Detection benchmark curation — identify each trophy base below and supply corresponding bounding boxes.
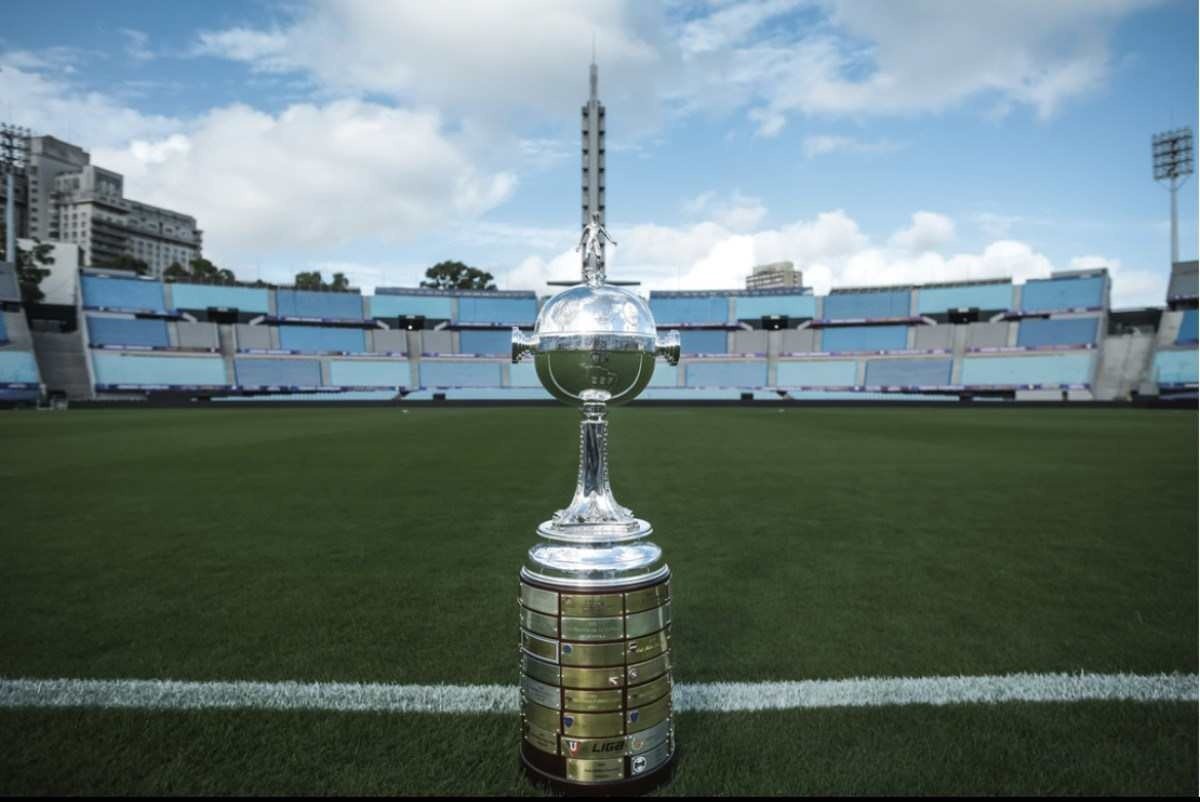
[520,739,675,796]
[518,571,675,794]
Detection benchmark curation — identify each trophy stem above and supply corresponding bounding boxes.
[553,399,634,528]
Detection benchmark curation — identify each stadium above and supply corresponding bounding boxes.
[1,1,1198,797]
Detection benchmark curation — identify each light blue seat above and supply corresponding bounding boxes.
[1016,317,1098,348]
[369,294,454,319]
[823,290,910,320]
[81,275,166,312]
[680,330,727,354]
[649,295,730,325]
[820,325,907,353]
[87,316,170,348]
[775,360,857,387]
[0,351,40,383]
[170,283,270,313]
[419,360,503,387]
[92,353,226,386]
[274,289,364,319]
[734,294,816,320]
[235,358,322,387]
[456,296,537,325]
[1175,310,1198,345]
[685,360,767,387]
[459,329,514,355]
[1020,276,1105,312]
[329,360,409,387]
[961,352,1093,386]
[864,358,953,386]
[916,283,1013,314]
[1153,350,1198,385]
[277,325,366,353]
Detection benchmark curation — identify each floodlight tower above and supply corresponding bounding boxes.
[0,123,31,264]
[1152,127,1194,264]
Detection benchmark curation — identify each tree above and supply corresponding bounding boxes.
[96,254,150,275]
[293,270,352,291]
[16,239,54,304]
[164,258,237,285]
[420,260,496,290]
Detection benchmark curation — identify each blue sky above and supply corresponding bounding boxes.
[1,0,1196,306]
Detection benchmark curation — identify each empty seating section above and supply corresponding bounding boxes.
[966,322,1011,349]
[916,283,1012,314]
[459,329,513,355]
[328,360,409,387]
[912,325,953,350]
[371,329,408,354]
[0,351,40,383]
[731,330,768,353]
[1153,350,1198,385]
[1020,275,1104,312]
[277,325,365,353]
[650,295,729,325]
[455,295,537,324]
[821,325,907,353]
[960,353,1093,386]
[420,330,455,354]
[170,283,270,313]
[420,360,503,387]
[236,324,273,350]
[733,294,816,320]
[685,360,767,387]
[680,330,727,354]
[175,322,219,350]
[369,294,453,320]
[864,358,953,386]
[780,329,818,353]
[93,353,226,386]
[776,360,856,387]
[235,358,321,387]
[1016,317,1098,348]
[0,263,19,301]
[649,363,679,387]
[1175,309,1198,344]
[509,361,540,386]
[81,275,166,312]
[87,316,169,348]
[274,289,363,320]
[823,289,909,320]
[0,313,6,343]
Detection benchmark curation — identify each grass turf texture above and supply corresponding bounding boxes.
[0,406,1196,794]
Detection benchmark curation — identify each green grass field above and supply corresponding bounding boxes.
[1,406,1196,794]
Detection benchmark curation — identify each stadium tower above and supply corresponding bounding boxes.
[581,56,606,276]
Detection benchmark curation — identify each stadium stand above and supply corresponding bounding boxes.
[820,325,908,353]
[81,273,167,314]
[960,352,1093,387]
[58,262,1195,404]
[169,283,270,316]
[823,288,911,320]
[1015,317,1099,348]
[1019,272,1106,312]
[273,289,365,321]
[1,264,42,401]
[86,316,170,349]
[0,350,40,384]
[235,357,322,388]
[915,281,1013,316]
[328,360,410,387]
[277,325,367,354]
[93,352,227,388]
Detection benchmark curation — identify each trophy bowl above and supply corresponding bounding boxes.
[513,284,679,406]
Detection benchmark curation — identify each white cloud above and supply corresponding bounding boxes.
[889,211,955,253]
[802,135,903,158]
[120,28,155,62]
[502,209,1161,308]
[1070,254,1165,308]
[682,190,766,232]
[194,1,668,126]
[0,65,180,148]
[94,100,516,262]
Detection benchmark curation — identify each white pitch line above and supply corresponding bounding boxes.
[0,673,1194,715]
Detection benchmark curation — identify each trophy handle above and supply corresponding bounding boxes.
[512,327,538,363]
[654,330,681,366]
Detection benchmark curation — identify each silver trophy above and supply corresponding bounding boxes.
[512,226,681,790]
